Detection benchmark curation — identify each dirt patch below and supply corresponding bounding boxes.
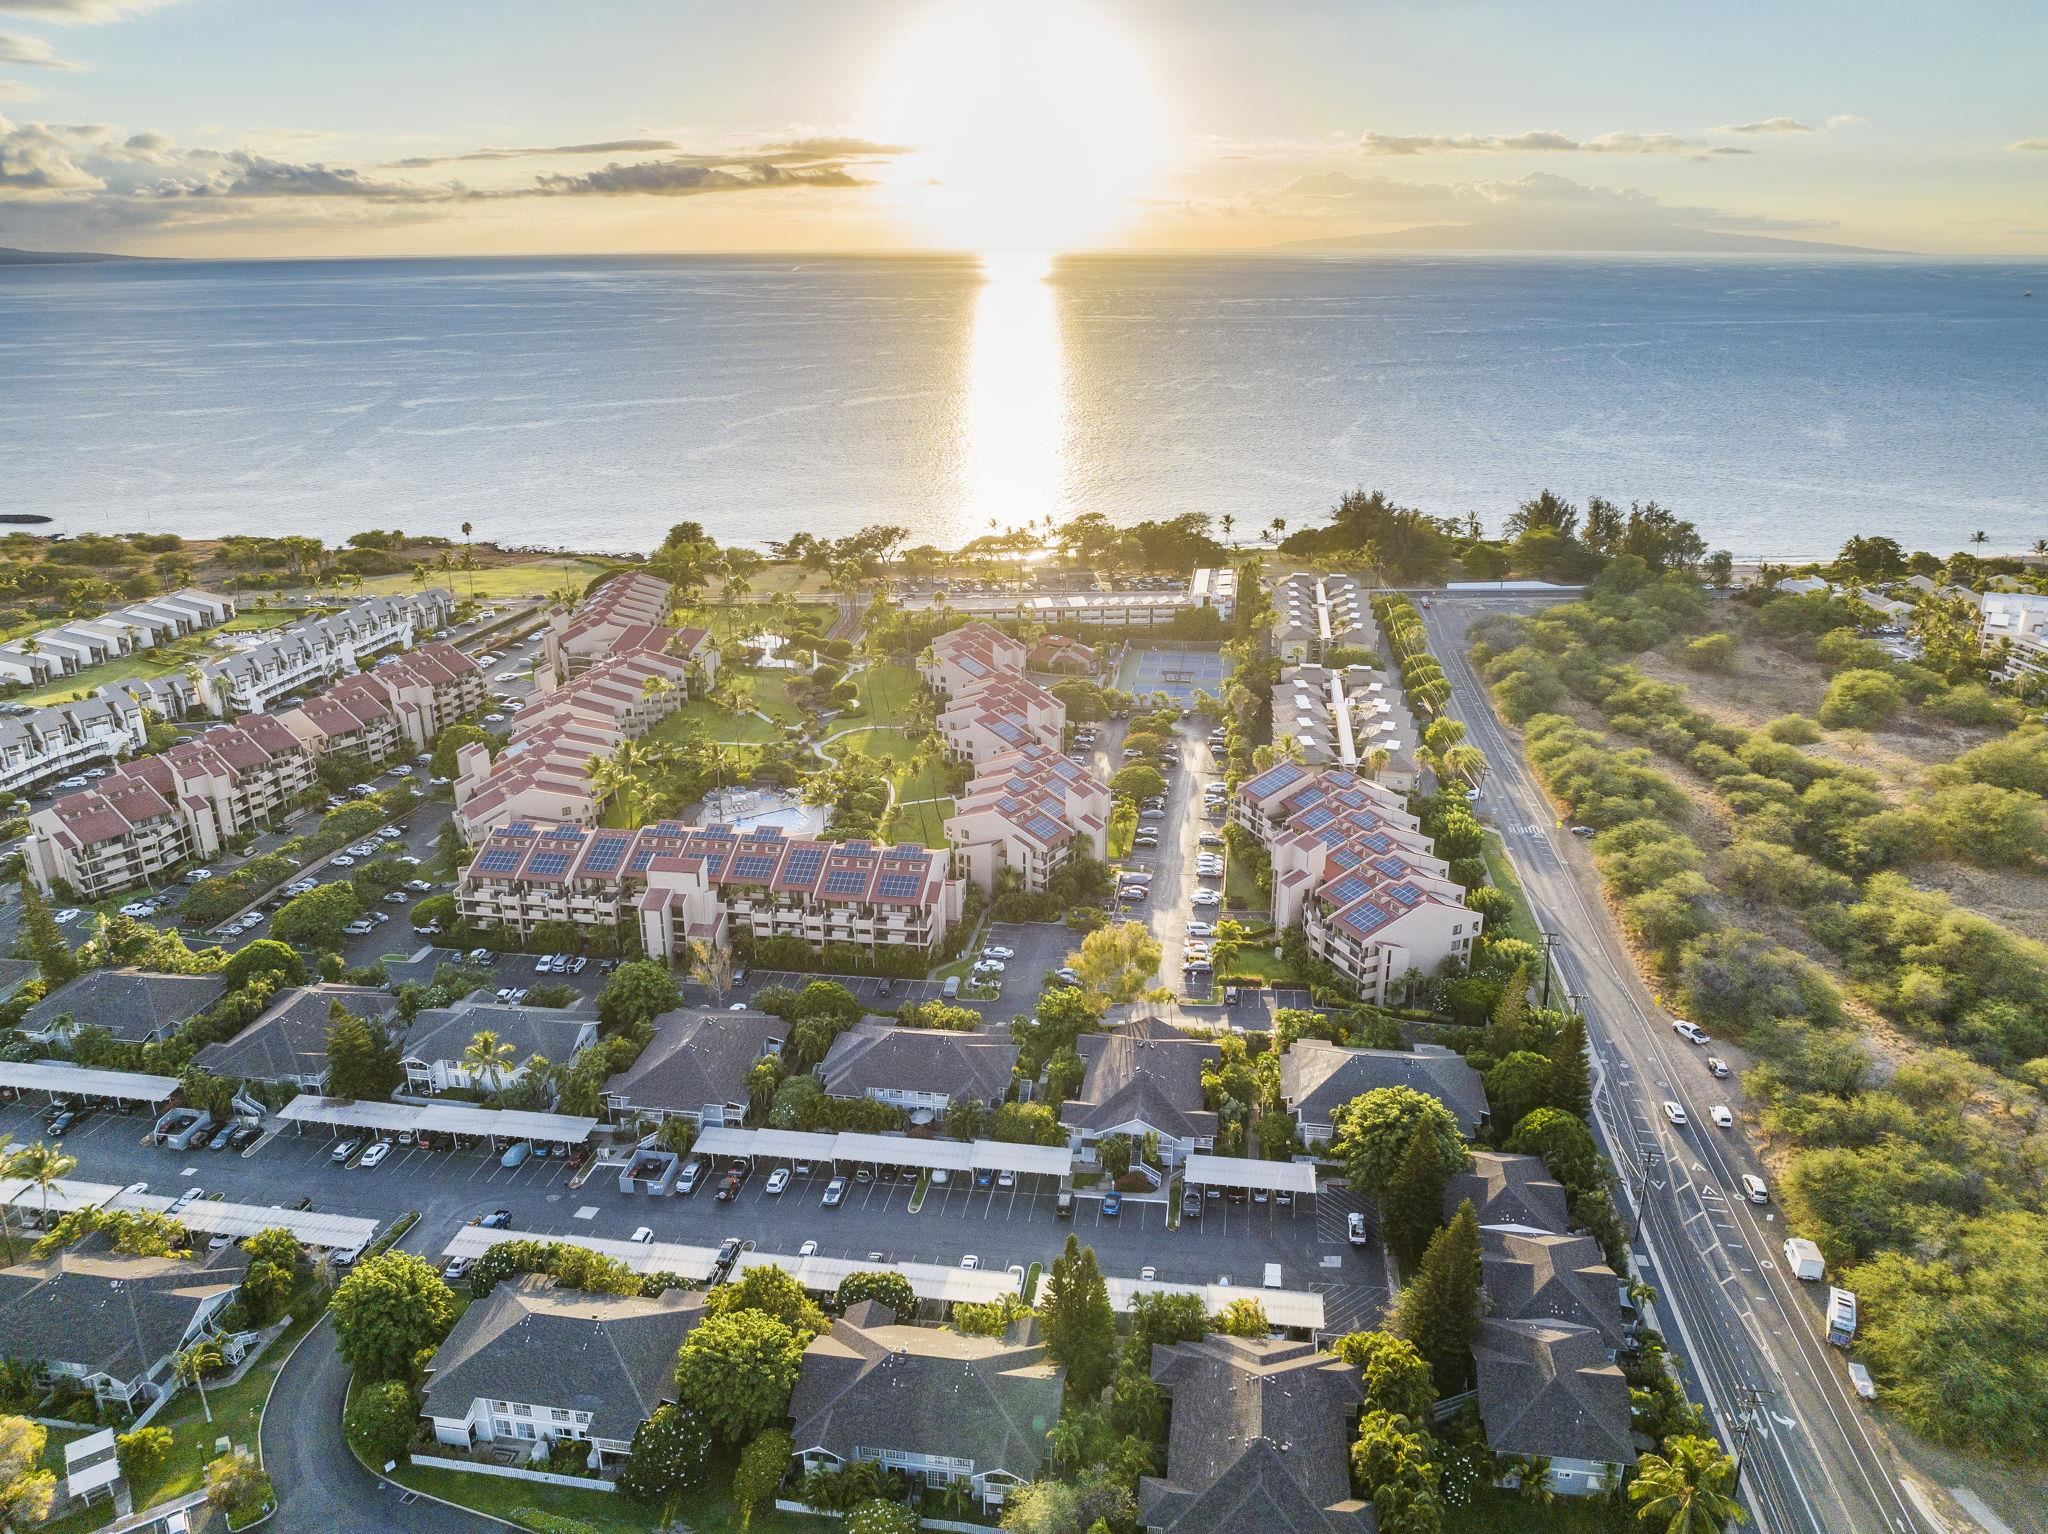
[1894,1434,2048,1534]
[1912,859,2048,944]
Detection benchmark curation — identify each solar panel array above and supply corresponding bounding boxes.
[476,846,523,874]
[730,853,778,881]
[1374,855,1408,878]
[876,872,923,900]
[526,851,573,877]
[782,846,826,885]
[1297,806,1334,831]
[1323,873,1371,908]
[582,833,630,874]
[823,867,869,896]
[1244,761,1305,797]
[1387,882,1422,905]
[1025,814,1064,843]
[1340,899,1392,937]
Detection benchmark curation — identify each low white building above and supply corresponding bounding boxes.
[198,590,453,715]
[1979,591,2048,681]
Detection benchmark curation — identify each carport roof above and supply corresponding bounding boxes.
[110,1190,377,1250]
[0,1060,179,1101]
[441,1225,719,1283]
[734,1249,1024,1306]
[1184,1154,1318,1194]
[968,1142,1072,1177]
[1106,1277,1326,1332]
[0,1175,125,1216]
[693,1126,839,1162]
[833,1132,975,1171]
[277,1095,598,1143]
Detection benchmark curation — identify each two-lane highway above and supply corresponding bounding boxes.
[1421,595,1925,1534]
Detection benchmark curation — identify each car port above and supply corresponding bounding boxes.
[275,1096,599,1159]
[0,1060,182,1115]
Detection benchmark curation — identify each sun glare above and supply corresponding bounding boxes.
[867,0,1169,254]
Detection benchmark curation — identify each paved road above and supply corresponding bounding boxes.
[1424,596,1925,1534]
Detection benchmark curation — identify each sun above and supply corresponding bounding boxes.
[865,0,1170,254]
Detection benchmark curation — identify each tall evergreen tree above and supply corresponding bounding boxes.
[325,1000,401,1101]
[1482,962,1529,1059]
[1547,1014,1592,1121]
[1042,1235,1117,1401]
[1392,1199,1483,1395]
[1384,1121,1451,1276]
[16,876,76,987]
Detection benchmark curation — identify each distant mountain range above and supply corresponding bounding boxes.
[1276,224,1893,256]
[0,246,158,266]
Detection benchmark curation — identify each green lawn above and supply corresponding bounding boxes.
[1481,831,1541,945]
[345,557,617,601]
[218,606,304,633]
[1446,1489,1619,1533]
[886,795,954,849]
[830,726,917,765]
[742,669,808,727]
[1224,852,1267,916]
[853,661,921,721]
[651,697,781,746]
[13,646,191,707]
[392,1459,822,1534]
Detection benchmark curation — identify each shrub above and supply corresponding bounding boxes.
[1818,668,1904,729]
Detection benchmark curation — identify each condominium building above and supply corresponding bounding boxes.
[1234,761,1478,1004]
[0,589,235,687]
[452,645,706,839]
[920,622,1029,701]
[26,713,317,898]
[1979,592,2048,682]
[945,741,1109,893]
[456,819,962,963]
[937,674,1066,768]
[0,692,146,797]
[1271,571,1371,664]
[541,570,679,678]
[1270,663,1419,790]
[276,641,484,763]
[906,571,1237,632]
[197,590,454,715]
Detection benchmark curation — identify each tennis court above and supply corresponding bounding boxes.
[1118,646,1231,704]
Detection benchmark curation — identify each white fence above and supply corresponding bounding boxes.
[410,1453,616,1493]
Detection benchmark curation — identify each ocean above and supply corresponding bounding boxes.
[2,252,2041,559]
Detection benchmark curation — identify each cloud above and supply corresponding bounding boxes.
[0,29,81,67]
[0,0,178,22]
[144,149,459,202]
[1826,114,1868,130]
[1358,128,1736,158]
[0,78,34,100]
[387,138,682,169]
[1716,116,1816,134]
[758,136,911,158]
[2010,138,2048,151]
[530,158,866,197]
[0,112,102,189]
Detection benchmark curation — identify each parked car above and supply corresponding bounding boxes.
[228,1124,262,1151]
[822,1176,848,1207]
[444,1256,472,1282]
[1347,1211,1368,1246]
[1709,1104,1734,1128]
[1672,1020,1710,1045]
[799,1239,819,1257]
[480,1208,513,1229]
[1101,1193,1123,1217]
[630,1226,654,1243]
[329,1138,361,1164]
[983,945,1015,960]
[1662,1100,1688,1125]
[766,1168,791,1195]
[359,1141,392,1169]
[206,1123,239,1151]
[1705,1055,1730,1078]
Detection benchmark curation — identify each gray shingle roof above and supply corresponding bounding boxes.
[790,1300,1063,1480]
[0,1235,247,1386]
[1472,1319,1636,1468]
[1447,1151,1572,1234]
[819,1021,1018,1106]
[1481,1228,1636,1351]
[22,968,229,1045]
[421,1275,704,1444]
[1281,1040,1488,1134]
[194,985,395,1085]
[604,1008,786,1116]
[1139,1334,1373,1534]
[400,1000,595,1068]
[1061,1017,1219,1143]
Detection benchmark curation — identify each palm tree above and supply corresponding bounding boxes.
[461,1029,517,1095]
[1268,516,1287,545]
[12,1140,75,1229]
[2033,538,2048,557]
[1046,1415,1090,1469]
[1629,1435,1747,1534]
[460,522,477,596]
[838,1460,882,1503]
[1970,530,1989,546]
[1220,513,1235,546]
[174,1337,226,1423]
[1442,743,1488,787]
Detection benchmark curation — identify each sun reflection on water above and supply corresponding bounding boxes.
[957,252,1068,540]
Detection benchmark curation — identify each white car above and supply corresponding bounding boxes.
[973,959,1006,974]
[1186,920,1215,937]
[1672,1021,1710,1045]
[120,903,153,917]
[1140,1265,1158,1281]
[1662,1100,1688,1125]
[342,920,375,936]
[52,908,82,923]
[57,776,89,790]
[496,671,523,682]
[1191,890,1222,907]
[330,855,356,867]
[960,1254,979,1270]
[766,1168,791,1195]
[630,1226,654,1243]
[1709,1105,1735,1128]
[983,945,1016,960]
[358,1142,392,1168]
[799,1239,819,1257]
[483,712,507,723]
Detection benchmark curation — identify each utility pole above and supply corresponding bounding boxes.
[1538,929,1559,1008]
[1728,1381,1772,1499]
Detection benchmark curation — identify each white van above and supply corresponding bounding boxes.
[1740,1174,1769,1204]
[1346,1212,1367,1247]
[1262,1262,1282,1290]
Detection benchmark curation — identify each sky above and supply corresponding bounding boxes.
[0,0,2043,258]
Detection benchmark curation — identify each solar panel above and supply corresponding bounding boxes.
[527,852,572,876]
[731,853,777,881]
[1374,856,1408,878]
[840,840,873,857]
[1324,874,1370,908]
[876,872,922,900]
[628,848,657,871]
[782,847,825,884]
[823,868,870,896]
[477,847,523,873]
[1026,814,1064,842]
[1341,899,1392,936]
[1388,882,1422,904]
[582,833,630,873]
[1297,806,1334,831]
